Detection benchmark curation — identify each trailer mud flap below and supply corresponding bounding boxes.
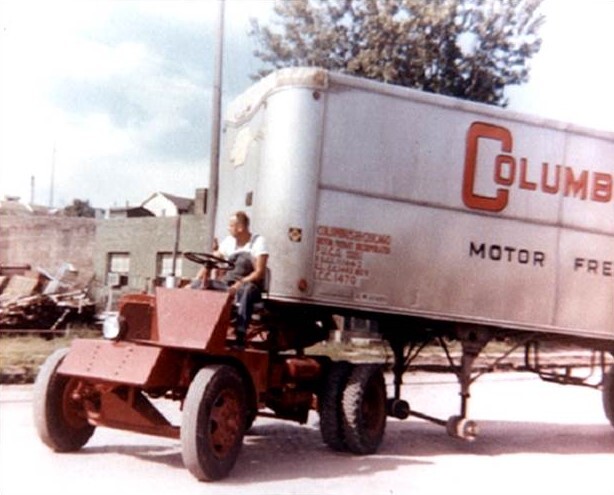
[58,339,180,387]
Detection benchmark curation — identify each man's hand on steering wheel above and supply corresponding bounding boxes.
[184,252,235,271]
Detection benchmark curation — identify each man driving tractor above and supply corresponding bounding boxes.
[191,211,268,349]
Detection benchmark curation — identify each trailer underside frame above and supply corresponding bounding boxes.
[380,320,614,440]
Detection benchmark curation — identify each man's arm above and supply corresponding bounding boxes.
[230,253,268,293]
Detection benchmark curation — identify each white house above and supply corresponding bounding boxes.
[141,192,195,217]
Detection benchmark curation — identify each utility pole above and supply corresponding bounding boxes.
[49,145,56,208]
[206,0,225,250]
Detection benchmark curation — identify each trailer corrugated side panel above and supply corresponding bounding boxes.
[219,68,614,342]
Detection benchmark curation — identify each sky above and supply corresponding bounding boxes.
[1,0,613,210]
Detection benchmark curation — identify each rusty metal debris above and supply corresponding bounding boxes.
[0,263,96,332]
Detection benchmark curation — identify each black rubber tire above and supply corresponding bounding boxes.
[603,364,614,427]
[33,348,95,452]
[341,364,387,455]
[181,365,247,481]
[319,361,353,451]
[245,409,257,432]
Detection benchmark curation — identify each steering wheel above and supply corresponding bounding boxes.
[184,252,235,271]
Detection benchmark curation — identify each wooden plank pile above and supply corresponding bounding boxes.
[0,267,96,331]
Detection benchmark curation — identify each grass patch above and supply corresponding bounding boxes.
[0,328,99,384]
[306,337,536,369]
[307,339,392,363]
[1,328,602,385]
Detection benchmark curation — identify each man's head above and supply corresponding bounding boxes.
[228,211,250,240]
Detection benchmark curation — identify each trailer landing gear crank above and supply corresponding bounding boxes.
[385,326,490,441]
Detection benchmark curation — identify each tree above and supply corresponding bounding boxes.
[63,199,96,218]
[250,0,544,106]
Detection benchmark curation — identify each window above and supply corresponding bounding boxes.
[108,252,130,273]
[157,252,182,277]
[107,252,130,287]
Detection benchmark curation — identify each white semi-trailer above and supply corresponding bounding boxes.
[218,67,613,341]
[217,67,613,437]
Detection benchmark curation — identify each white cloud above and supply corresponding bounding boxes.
[62,41,151,81]
[0,0,222,207]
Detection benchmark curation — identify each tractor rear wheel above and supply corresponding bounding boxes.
[181,365,247,481]
[603,364,614,427]
[342,364,387,455]
[319,361,353,451]
[33,348,95,452]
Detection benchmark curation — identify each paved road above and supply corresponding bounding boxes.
[1,372,612,495]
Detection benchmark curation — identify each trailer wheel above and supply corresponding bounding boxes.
[319,361,353,451]
[181,365,247,481]
[603,365,614,427]
[342,364,387,455]
[33,348,95,452]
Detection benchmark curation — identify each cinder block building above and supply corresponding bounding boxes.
[1,190,211,305]
[95,214,209,293]
[0,201,96,286]
[96,189,209,293]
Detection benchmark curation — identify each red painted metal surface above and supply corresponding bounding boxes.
[155,288,232,351]
[119,293,157,341]
[231,349,270,405]
[58,339,181,387]
[284,357,322,381]
[86,387,179,439]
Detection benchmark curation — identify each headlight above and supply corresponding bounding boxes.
[102,313,126,340]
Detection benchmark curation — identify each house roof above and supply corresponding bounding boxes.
[141,192,194,213]
[107,206,155,218]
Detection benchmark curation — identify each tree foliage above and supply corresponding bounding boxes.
[63,199,96,218]
[250,0,544,106]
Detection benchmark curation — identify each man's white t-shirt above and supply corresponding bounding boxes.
[218,234,268,262]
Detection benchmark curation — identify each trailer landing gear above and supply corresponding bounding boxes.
[385,327,490,441]
[446,415,479,441]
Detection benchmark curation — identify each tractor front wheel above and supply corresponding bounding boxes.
[33,348,95,452]
[181,365,247,481]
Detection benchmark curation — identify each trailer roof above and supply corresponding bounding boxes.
[226,67,614,142]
